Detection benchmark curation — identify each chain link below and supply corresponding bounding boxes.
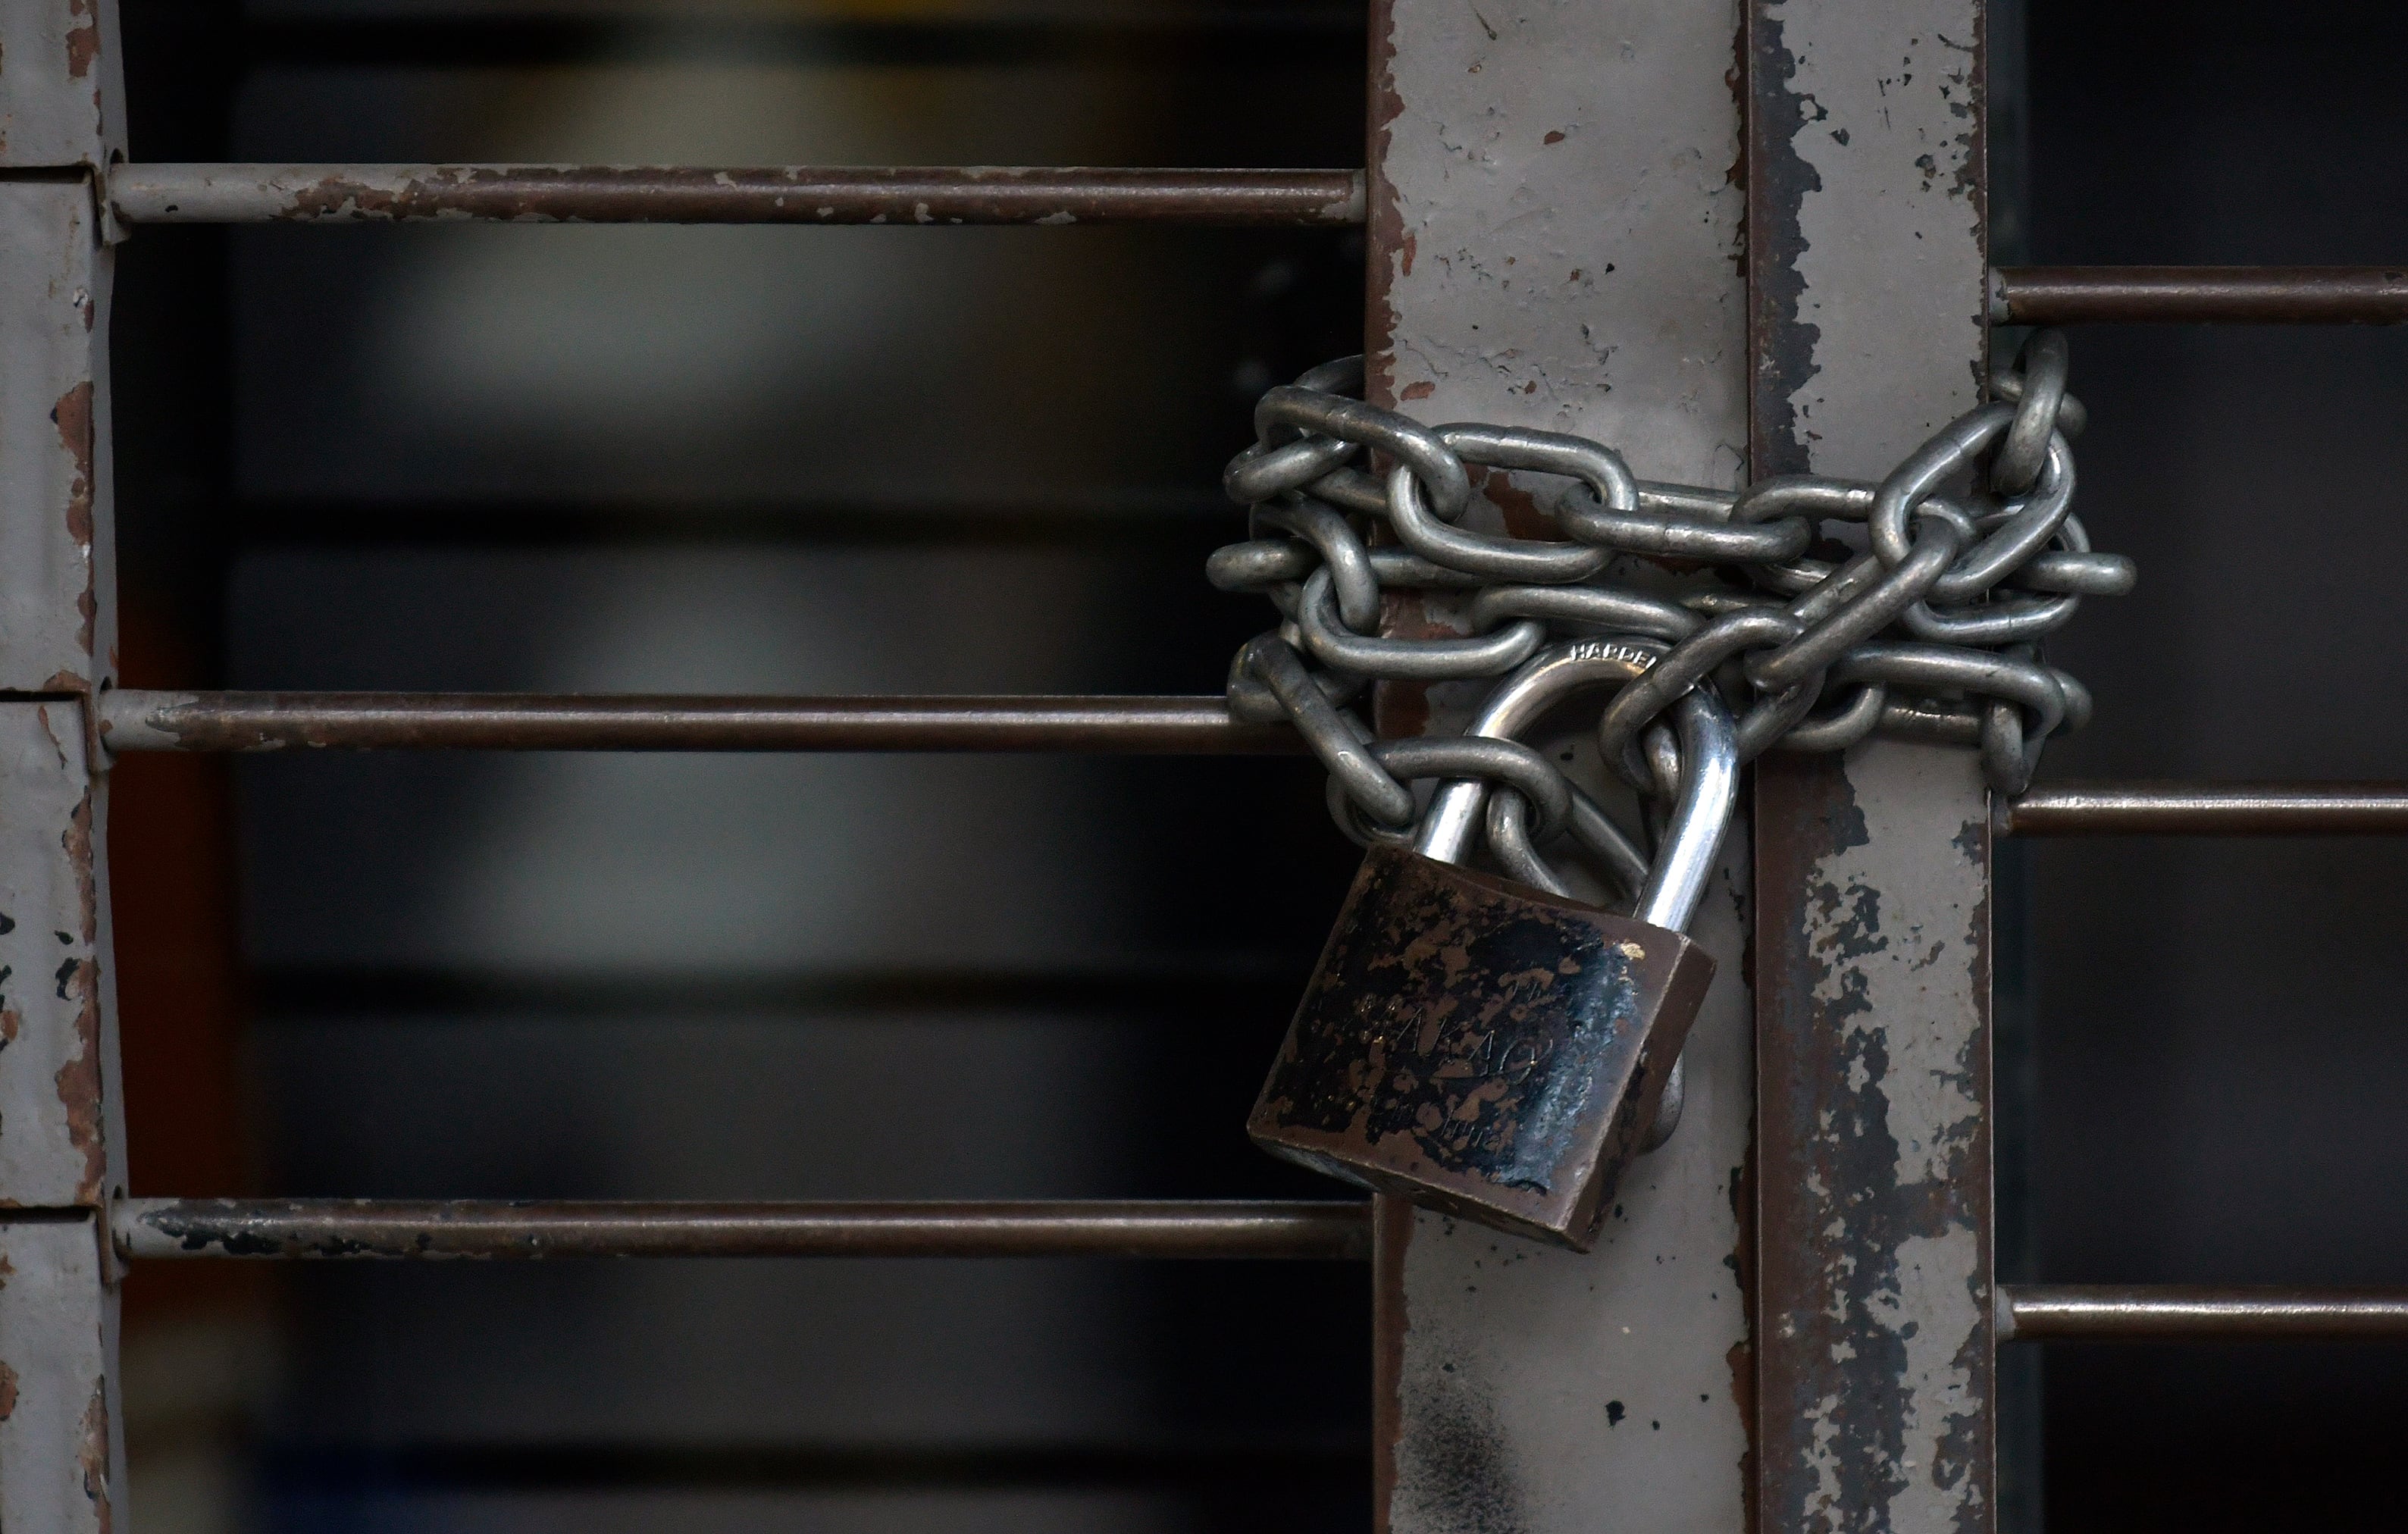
[1212,330,2131,869]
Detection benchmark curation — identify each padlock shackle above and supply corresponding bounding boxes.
[1634,690,1738,934]
[1417,637,1739,934]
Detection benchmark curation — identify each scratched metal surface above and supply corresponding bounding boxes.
[0,182,117,693]
[0,709,126,1534]
[0,706,115,1210]
[0,8,129,1526]
[0,1216,119,1534]
[0,0,124,169]
[1254,847,1714,1248]
[1367,0,1755,1528]
[1748,0,1996,1528]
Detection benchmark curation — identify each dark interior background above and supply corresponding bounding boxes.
[100,2,2408,1532]
[2017,3,2408,1529]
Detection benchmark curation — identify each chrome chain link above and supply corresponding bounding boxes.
[1212,331,2131,886]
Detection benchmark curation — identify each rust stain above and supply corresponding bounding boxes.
[1755,754,1992,1531]
[1364,0,1407,413]
[55,791,105,1203]
[0,1360,17,1423]
[0,1006,20,1051]
[64,0,99,80]
[53,381,94,547]
[52,381,97,657]
[1251,846,1714,1248]
[1474,469,1558,542]
[65,789,96,946]
[77,1376,112,1534]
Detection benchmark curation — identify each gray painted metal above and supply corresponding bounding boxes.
[0,709,126,1530]
[0,706,116,1207]
[1748,1,1996,1530]
[0,180,116,694]
[0,1216,120,1533]
[0,0,124,168]
[1365,1,1753,1529]
[0,5,127,1526]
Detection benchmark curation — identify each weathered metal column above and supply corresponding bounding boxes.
[1365,2,1755,1529]
[0,1,131,1529]
[1749,1,1996,1529]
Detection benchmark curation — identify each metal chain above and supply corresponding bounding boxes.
[1212,332,2131,868]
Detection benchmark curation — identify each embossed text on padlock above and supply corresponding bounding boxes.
[1247,637,1737,1251]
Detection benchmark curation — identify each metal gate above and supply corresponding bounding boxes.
[4,0,2405,1529]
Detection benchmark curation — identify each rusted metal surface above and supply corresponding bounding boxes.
[0,706,115,1208]
[0,7,125,1523]
[114,1198,1370,1263]
[1251,847,1713,1250]
[0,180,116,693]
[2002,781,2408,836]
[1993,265,2408,325]
[97,690,1304,756]
[0,0,123,168]
[1754,751,1994,1531]
[1999,1286,2408,1342]
[1749,0,1996,1529]
[108,164,1368,227]
[1367,0,1756,1527]
[0,1216,118,1534]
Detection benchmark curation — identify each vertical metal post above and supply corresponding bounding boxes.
[1365,2,1755,1528]
[0,1,130,1529]
[1748,2,1996,1530]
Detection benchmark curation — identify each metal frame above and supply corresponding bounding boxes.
[0,0,130,1527]
[2,1,2403,1528]
[1748,1,1999,1526]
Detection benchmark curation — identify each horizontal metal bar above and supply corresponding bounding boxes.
[97,691,1302,756]
[96,706,2408,835]
[1993,265,2408,325]
[2002,782,2408,836]
[245,11,1366,72]
[108,164,1367,227]
[2002,1285,2408,1342]
[103,1207,2408,1338]
[83,181,2408,328]
[113,1199,1371,1262]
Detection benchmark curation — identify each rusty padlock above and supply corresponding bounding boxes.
[1248,636,1736,1250]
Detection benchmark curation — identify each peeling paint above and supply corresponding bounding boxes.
[77,1375,112,1533]
[1748,0,1994,1520]
[51,380,96,656]
[62,0,99,81]
[1756,747,1993,1534]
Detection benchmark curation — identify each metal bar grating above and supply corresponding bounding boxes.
[0,2,2399,1528]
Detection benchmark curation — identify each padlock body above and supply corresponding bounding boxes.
[1250,844,1715,1250]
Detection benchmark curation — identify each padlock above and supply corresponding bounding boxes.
[1248,636,1737,1251]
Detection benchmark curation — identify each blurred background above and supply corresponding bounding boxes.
[100,1,2408,1532]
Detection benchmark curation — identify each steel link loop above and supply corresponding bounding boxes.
[1213,334,2127,885]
